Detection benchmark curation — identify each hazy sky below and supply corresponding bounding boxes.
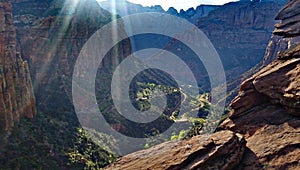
[97,0,238,10]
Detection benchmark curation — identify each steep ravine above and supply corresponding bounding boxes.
[105,1,300,169]
[0,0,299,169]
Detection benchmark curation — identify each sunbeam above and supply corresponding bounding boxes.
[33,0,80,90]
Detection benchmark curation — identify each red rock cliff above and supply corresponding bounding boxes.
[0,1,36,132]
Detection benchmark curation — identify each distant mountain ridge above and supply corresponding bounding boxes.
[99,0,164,16]
[98,0,220,22]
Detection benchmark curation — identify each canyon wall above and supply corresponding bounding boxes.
[197,1,287,79]
[10,0,131,113]
[0,0,36,132]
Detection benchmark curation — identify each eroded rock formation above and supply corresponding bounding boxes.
[274,0,300,37]
[220,49,300,169]
[264,0,300,65]
[0,1,36,132]
[263,34,300,66]
[220,44,300,168]
[221,0,300,168]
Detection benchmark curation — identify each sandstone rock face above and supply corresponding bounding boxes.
[220,54,300,168]
[229,51,300,117]
[105,130,246,170]
[274,0,300,37]
[220,104,300,169]
[264,0,300,65]
[0,1,36,132]
[263,34,300,66]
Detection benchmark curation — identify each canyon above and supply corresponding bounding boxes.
[0,0,299,169]
[100,0,289,102]
[105,0,300,169]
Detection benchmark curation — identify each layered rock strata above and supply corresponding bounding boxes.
[0,1,36,132]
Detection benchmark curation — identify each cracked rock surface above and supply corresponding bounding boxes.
[105,130,246,170]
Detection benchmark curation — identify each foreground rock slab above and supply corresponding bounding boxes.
[105,130,245,170]
[221,105,300,169]
[220,39,300,169]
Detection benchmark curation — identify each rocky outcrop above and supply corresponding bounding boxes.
[264,0,300,65]
[229,48,300,117]
[274,0,300,37]
[263,34,300,66]
[105,130,246,170]
[219,1,300,168]
[220,45,300,168]
[0,1,36,132]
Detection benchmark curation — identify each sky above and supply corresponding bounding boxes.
[97,0,239,10]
